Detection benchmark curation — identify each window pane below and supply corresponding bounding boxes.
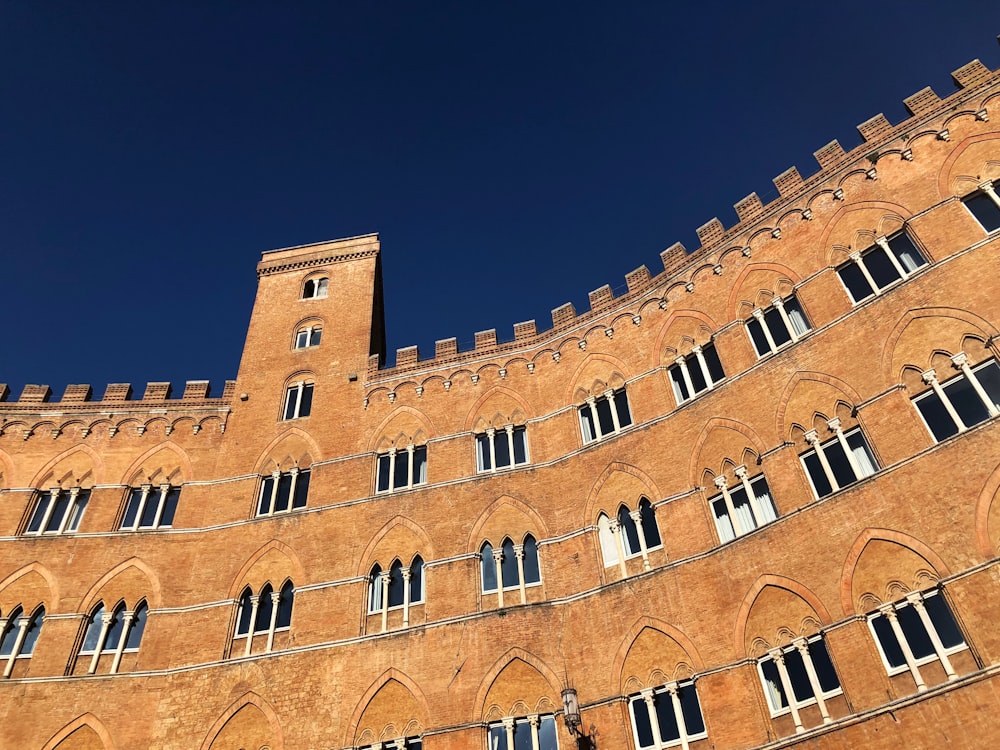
[964,192,1000,232]
[481,543,497,591]
[679,683,705,736]
[368,566,383,612]
[688,357,708,394]
[20,609,43,655]
[924,593,965,649]
[494,430,512,468]
[730,485,756,533]
[810,639,841,693]
[388,561,405,607]
[916,391,960,441]
[654,690,680,742]
[410,556,424,602]
[414,445,428,484]
[615,389,633,427]
[538,715,558,750]
[376,455,391,492]
[630,698,655,749]
[104,606,125,652]
[276,582,294,628]
[802,452,833,498]
[945,373,990,428]
[598,515,619,566]
[160,488,181,526]
[750,476,777,523]
[254,585,274,632]
[500,539,520,588]
[618,506,641,555]
[66,492,88,532]
[125,602,147,650]
[522,535,540,583]
[764,306,791,347]
[784,296,810,336]
[512,719,532,750]
[845,430,878,476]
[296,330,309,348]
[46,494,70,532]
[122,489,144,528]
[283,387,298,420]
[871,614,906,668]
[298,383,313,417]
[292,470,309,509]
[393,450,410,489]
[27,494,50,533]
[476,434,491,471]
[580,406,596,442]
[310,328,322,345]
[897,602,935,659]
[783,647,814,702]
[639,499,661,548]
[595,396,615,435]
[259,476,275,515]
[823,440,856,489]
[512,426,527,464]
[0,608,22,656]
[760,658,788,709]
[82,606,106,652]
[889,232,926,272]
[704,343,725,383]
[747,317,770,356]
[274,472,293,513]
[139,488,161,527]
[864,245,902,289]
[489,724,508,750]
[974,360,1000,409]
[839,261,874,302]
[712,498,736,543]
[670,366,689,402]
[236,590,253,635]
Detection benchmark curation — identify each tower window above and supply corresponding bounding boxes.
[302,277,329,299]
[282,381,314,420]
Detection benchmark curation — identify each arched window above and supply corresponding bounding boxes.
[911,354,1000,442]
[480,533,542,607]
[235,587,254,636]
[1,605,44,678]
[276,581,294,630]
[409,555,424,604]
[746,294,811,358]
[628,679,707,749]
[294,324,323,349]
[600,499,662,571]
[480,542,497,592]
[282,380,314,420]
[232,582,294,657]
[799,420,878,498]
[302,277,329,299]
[367,556,424,632]
[710,469,778,543]
[758,635,842,733]
[121,484,181,530]
[78,599,148,675]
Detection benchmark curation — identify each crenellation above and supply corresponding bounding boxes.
[734,192,765,222]
[0,384,7,402]
[395,346,420,367]
[551,302,576,328]
[143,382,172,400]
[952,59,992,89]
[181,380,211,400]
[696,218,726,247]
[773,166,803,196]
[903,86,941,116]
[814,139,848,170]
[221,380,236,400]
[61,384,93,402]
[474,329,498,351]
[513,320,537,340]
[660,242,688,276]
[19,384,51,403]
[857,113,894,142]
[103,382,133,401]
[625,265,652,293]
[435,337,459,358]
[588,284,614,312]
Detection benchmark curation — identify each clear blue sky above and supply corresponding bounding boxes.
[2,3,999,398]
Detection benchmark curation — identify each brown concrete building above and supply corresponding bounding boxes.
[2,58,1000,750]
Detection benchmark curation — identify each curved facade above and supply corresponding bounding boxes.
[2,59,1000,750]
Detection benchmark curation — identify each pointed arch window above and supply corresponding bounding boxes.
[0,605,44,678]
[257,467,310,516]
[962,182,1000,232]
[912,355,1000,442]
[579,387,633,444]
[476,425,529,472]
[294,324,323,349]
[121,484,181,530]
[837,231,927,304]
[488,715,558,750]
[480,534,541,607]
[598,499,662,573]
[24,487,90,535]
[375,444,428,493]
[758,635,842,733]
[367,555,424,632]
[800,421,878,498]
[669,342,726,405]
[232,581,294,657]
[627,679,707,749]
[282,380,314,420]
[746,295,810,358]
[709,469,778,543]
[78,599,148,675]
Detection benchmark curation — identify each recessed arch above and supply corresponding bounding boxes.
[565,352,633,403]
[468,495,549,553]
[252,427,323,474]
[610,616,705,696]
[368,405,437,453]
[474,647,562,722]
[584,462,663,524]
[356,515,435,576]
[688,418,769,487]
[0,561,60,614]
[41,712,116,750]
[345,668,430,748]
[199,691,283,750]
[28,443,105,489]
[120,441,194,486]
[463,385,535,432]
[78,557,162,613]
[227,540,306,600]
[726,261,804,321]
[937,131,1000,198]
[974,461,1000,558]
[774,371,864,442]
[733,574,834,657]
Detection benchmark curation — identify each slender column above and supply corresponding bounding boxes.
[379,571,391,633]
[875,236,908,278]
[734,466,764,526]
[692,344,714,388]
[2,617,29,678]
[292,382,304,417]
[402,567,412,627]
[486,427,497,472]
[848,251,879,296]
[267,471,280,514]
[793,638,831,723]
[265,591,281,653]
[952,353,1000,416]
[387,449,397,491]
[804,430,838,492]
[504,424,516,464]
[150,484,170,527]
[640,689,664,750]
[405,444,415,488]
[980,180,1000,209]
[714,475,744,536]
[629,509,651,570]
[922,370,966,432]
[493,549,505,608]
[286,467,299,511]
[605,389,622,433]
[907,593,957,679]
[244,595,260,657]
[528,714,541,750]
[131,484,153,529]
[752,308,778,352]
[609,517,628,576]
[666,682,691,750]
[585,396,602,439]
[109,610,135,674]
[828,418,863,480]
[770,648,805,733]
[674,355,696,400]
[37,488,60,534]
[502,716,516,750]
[56,487,81,533]
[88,612,114,674]
[514,544,527,604]
[880,604,926,692]
[772,296,799,342]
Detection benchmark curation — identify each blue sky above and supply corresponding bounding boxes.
[2,3,999,398]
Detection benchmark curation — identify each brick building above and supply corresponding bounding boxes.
[2,57,1000,750]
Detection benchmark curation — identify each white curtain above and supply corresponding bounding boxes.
[732,495,756,534]
[848,433,877,477]
[787,305,809,336]
[597,514,619,566]
[753,486,778,524]
[712,499,736,543]
[897,246,922,273]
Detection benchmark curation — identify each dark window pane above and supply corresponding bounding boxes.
[810,639,841,693]
[512,426,527,464]
[27,494,49,533]
[871,614,906,668]
[476,434,491,470]
[82,605,106,652]
[618,506,641,555]
[580,405,596,442]
[298,383,313,417]
[160,488,180,525]
[139,488,160,527]
[254,584,274,632]
[765,306,791,348]
[729,485,755,530]
[712,498,735,540]
[704,343,725,383]
[413,445,427,484]
[595,396,615,435]
[513,718,532,750]
[122,489,143,528]
[615,389,633,427]
[538,715,558,750]
[303,279,315,298]
[865,246,902,290]
[888,232,926,272]
[274,472,293,513]
[679,683,705,735]
[639,498,661,548]
[104,606,125,652]
[824,440,857,489]
[125,602,147,650]
[295,330,308,348]
[494,430,512,468]
[0,607,22,656]
[236,590,253,635]
[20,608,43,655]
[945,373,990,428]
[784,296,810,335]
[481,543,497,591]
[388,560,405,607]
[803,452,833,498]
[975,361,1000,408]
[670,366,689,401]
[916,392,961,441]
[292,470,309,509]
[283,387,298,420]
[500,538,519,588]
[839,261,874,302]
[522,534,540,583]
[897,602,935,659]
[964,192,1000,232]
[393,450,409,489]
[310,328,322,345]
[761,658,788,708]
[67,491,88,531]
[784,647,814,702]
[924,594,965,649]
[409,739,422,750]
[688,357,708,394]
[46,494,70,532]
[489,725,508,750]
[376,455,391,492]
[368,565,382,611]
[631,697,655,749]
[747,317,770,356]
[276,582,294,628]
[654,690,680,741]
[258,477,275,515]
[410,556,424,602]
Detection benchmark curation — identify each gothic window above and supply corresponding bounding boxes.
[746,295,811,358]
[579,387,633,444]
[476,425,529,472]
[121,484,181,530]
[627,680,707,750]
[376,445,428,492]
[282,380,314,420]
[669,342,726,405]
[488,714,558,750]
[799,422,878,498]
[758,636,843,732]
[302,277,329,299]
[962,182,1000,232]
[78,599,148,675]
[709,470,777,543]
[480,534,541,606]
[25,488,90,535]
[257,468,310,516]
[367,555,424,631]
[597,499,662,570]
[836,231,927,303]
[0,605,44,678]
[233,581,294,657]
[912,356,1000,442]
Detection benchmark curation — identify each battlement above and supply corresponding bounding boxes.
[0,380,236,411]
[369,55,999,381]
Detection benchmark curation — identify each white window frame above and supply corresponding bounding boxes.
[912,355,1000,442]
[0,605,44,679]
[375,444,428,493]
[120,484,181,530]
[367,557,424,632]
[480,536,542,608]
[78,600,148,675]
[487,714,558,750]
[475,424,530,473]
[745,294,811,358]
[302,277,329,299]
[669,342,725,405]
[579,387,633,444]
[294,324,322,349]
[962,180,1000,233]
[282,381,314,420]
[627,679,707,750]
[836,231,927,304]
[24,487,89,535]
[256,468,310,517]
[799,420,879,498]
[709,469,778,543]
[597,500,662,574]
[233,581,294,657]
[867,589,967,691]
[757,635,842,732]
